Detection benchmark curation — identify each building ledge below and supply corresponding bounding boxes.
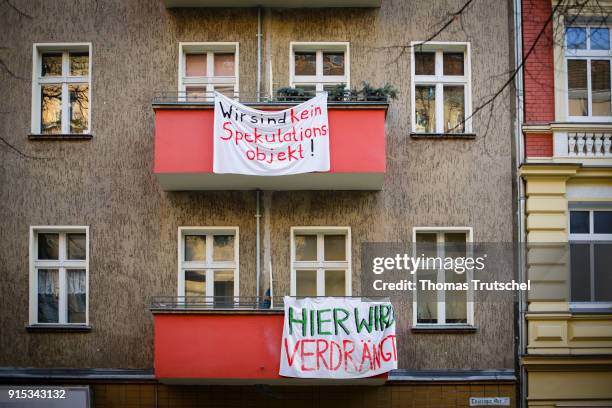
[388,369,516,383]
[28,134,92,141]
[410,132,476,139]
[26,324,92,333]
[0,367,155,381]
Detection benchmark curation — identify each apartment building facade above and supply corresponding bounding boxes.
[519,0,612,407]
[0,0,518,407]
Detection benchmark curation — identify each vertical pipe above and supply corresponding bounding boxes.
[257,7,262,102]
[256,189,261,304]
[513,0,527,407]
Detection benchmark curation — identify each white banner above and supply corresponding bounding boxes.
[213,92,330,175]
[279,297,397,379]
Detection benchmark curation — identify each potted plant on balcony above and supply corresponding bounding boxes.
[276,87,315,102]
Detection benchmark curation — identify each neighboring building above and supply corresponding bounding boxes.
[519,0,612,407]
[0,0,517,407]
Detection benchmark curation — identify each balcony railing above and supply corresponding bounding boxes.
[152,91,392,105]
[150,295,390,312]
[566,132,612,157]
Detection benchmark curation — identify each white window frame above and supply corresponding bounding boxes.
[289,42,350,93]
[568,207,612,308]
[29,226,89,326]
[412,226,474,327]
[178,42,239,100]
[290,226,352,297]
[31,43,92,134]
[564,25,612,122]
[177,227,240,299]
[410,41,472,134]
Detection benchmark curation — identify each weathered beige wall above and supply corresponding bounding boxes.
[0,0,515,370]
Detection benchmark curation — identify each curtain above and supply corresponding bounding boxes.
[67,269,86,323]
[38,269,59,323]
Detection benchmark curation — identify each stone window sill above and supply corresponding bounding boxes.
[26,324,92,333]
[411,325,477,333]
[410,132,476,139]
[28,134,92,141]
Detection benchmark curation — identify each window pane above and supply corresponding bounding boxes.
[69,84,89,133]
[38,269,59,323]
[41,85,62,134]
[416,232,437,258]
[325,270,346,296]
[445,270,467,323]
[417,269,437,323]
[324,234,346,261]
[444,85,465,133]
[38,233,59,260]
[570,211,590,234]
[67,269,86,323]
[590,28,610,50]
[594,243,612,301]
[213,235,234,261]
[185,53,206,77]
[186,86,207,101]
[214,53,235,76]
[415,85,436,133]
[296,270,317,297]
[594,211,612,233]
[214,270,234,304]
[185,270,206,298]
[295,235,317,261]
[184,235,206,262]
[67,233,86,260]
[323,52,344,76]
[570,243,591,302]
[295,52,316,76]
[445,232,467,258]
[294,85,316,96]
[567,27,587,49]
[414,52,435,75]
[69,52,89,76]
[213,85,235,98]
[568,59,588,116]
[41,53,62,76]
[443,52,464,76]
[591,60,611,116]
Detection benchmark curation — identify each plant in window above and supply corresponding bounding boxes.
[276,87,315,101]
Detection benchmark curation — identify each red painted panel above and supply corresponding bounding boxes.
[154,107,386,175]
[525,132,553,157]
[154,313,285,380]
[522,0,555,124]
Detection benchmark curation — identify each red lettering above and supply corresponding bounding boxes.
[316,339,330,370]
[246,150,255,161]
[287,146,299,161]
[300,339,316,371]
[329,341,342,371]
[221,122,233,140]
[290,108,300,124]
[253,128,263,144]
[284,338,300,367]
[343,339,356,372]
[359,342,373,372]
[300,110,309,120]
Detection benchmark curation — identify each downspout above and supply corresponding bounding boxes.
[257,7,262,102]
[513,0,527,407]
[256,189,262,304]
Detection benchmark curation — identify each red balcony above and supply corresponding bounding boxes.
[153,95,388,191]
[151,297,388,385]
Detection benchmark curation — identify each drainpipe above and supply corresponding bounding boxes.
[256,189,262,304]
[257,7,262,102]
[513,0,527,407]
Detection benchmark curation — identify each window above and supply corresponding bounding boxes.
[412,227,473,326]
[565,26,612,119]
[569,208,612,304]
[290,43,350,94]
[411,42,471,134]
[29,227,88,325]
[290,227,351,297]
[178,43,239,101]
[31,43,91,134]
[178,227,239,304]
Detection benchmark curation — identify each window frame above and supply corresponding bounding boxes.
[31,43,92,135]
[410,41,472,134]
[568,206,612,308]
[178,42,239,101]
[290,226,352,297]
[289,42,350,93]
[177,227,240,299]
[411,226,474,327]
[564,25,612,122]
[28,226,89,326]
